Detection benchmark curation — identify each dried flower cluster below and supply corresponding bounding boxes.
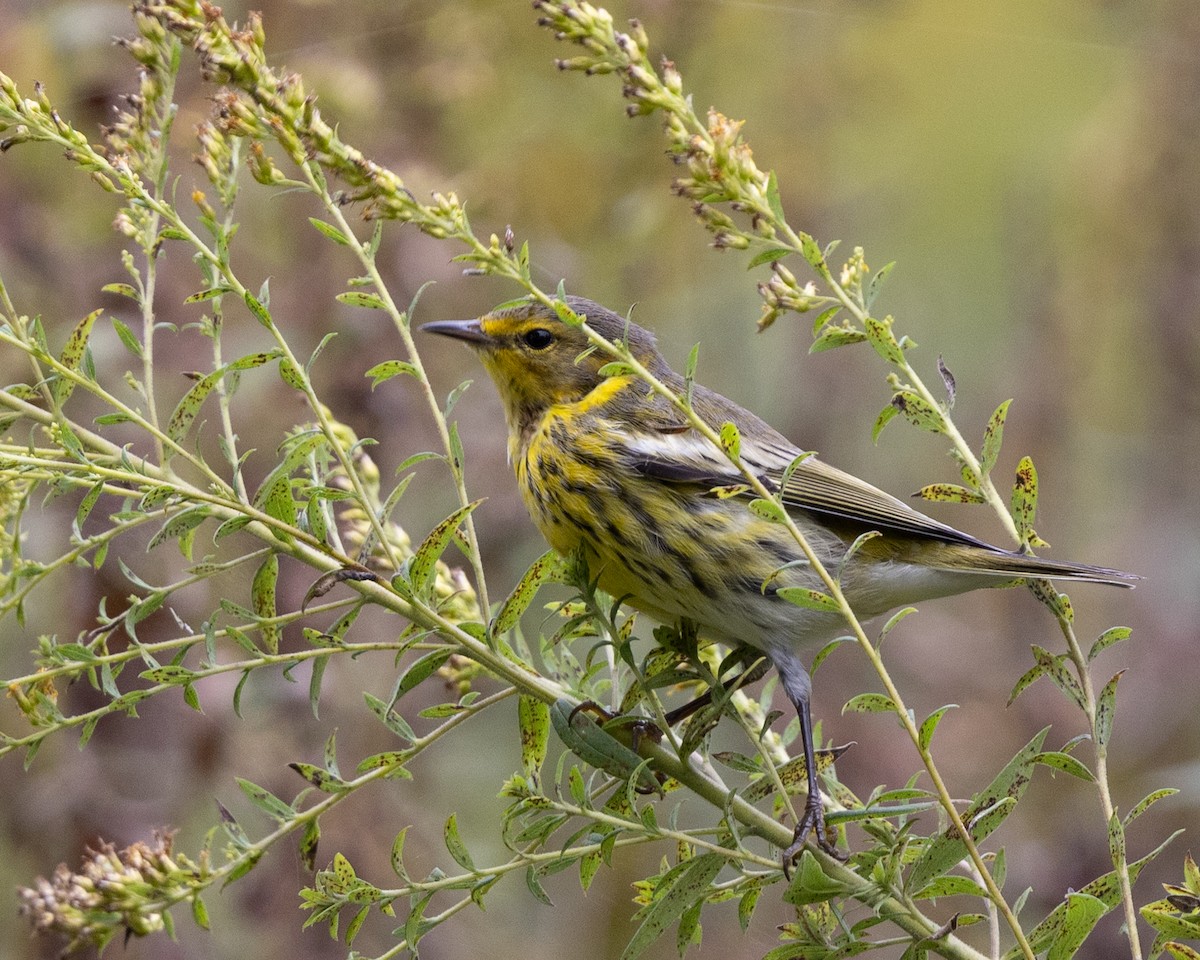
[533,1,841,330]
[18,833,209,953]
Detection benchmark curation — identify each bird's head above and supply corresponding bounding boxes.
[422,296,664,436]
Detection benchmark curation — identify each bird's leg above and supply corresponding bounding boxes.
[771,655,845,875]
[662,658,772,727]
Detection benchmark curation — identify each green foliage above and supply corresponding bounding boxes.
[0,4,1172,960]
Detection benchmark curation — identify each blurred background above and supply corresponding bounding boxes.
[0,0,1196,957]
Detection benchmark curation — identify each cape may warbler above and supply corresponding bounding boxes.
[423,295,1136,867]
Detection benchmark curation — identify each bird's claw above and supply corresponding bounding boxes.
[781,796,846,879]
[567,701,664,749]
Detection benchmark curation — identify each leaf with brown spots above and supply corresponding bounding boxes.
[914,483,985,504]
[890,390,946,434]
[907,727,1048,891]
[1010,455,1039,543]
[51,309,102,406]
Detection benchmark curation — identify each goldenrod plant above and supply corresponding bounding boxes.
[0,3,1191,959]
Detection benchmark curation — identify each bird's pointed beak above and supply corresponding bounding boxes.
[420,318,492,345]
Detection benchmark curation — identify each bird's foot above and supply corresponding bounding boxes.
[568,700,664,750]
[567,699,614,725]
[781,794,846,879]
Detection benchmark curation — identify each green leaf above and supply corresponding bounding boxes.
[443,813,476,871]
[493,550,565,635]
[782,850,854,905]
[620,853,726,960]
[980,399,1012,477]
[256,476,297,527]
[364,692,416,741]
[139,662,193,686]
[357,752,414,778]
[909,728,1048,892]
[191,894,210,930]
[579,849,602,893]
[738,748,847,803]
[278,358,306,391]
[166,372,222,447]
[336,291,388,310]
[799,231,826,271]
[51,308,102,406]
[243,291,273,328]
[683,342,700,407]
[842,693,895,714]
[344,905,369,946]
[215,514,253,542]
[865,261,896,308]
[809,327,866,353]
[308,654,329,719]
[94,412,135,425]
[74,480,105,535]
[390,827,410,879]
[288,762,347,794]
[408,500,483,597]
[719,421,741,459]
[252,554,280,654]
[1010,455,1039,541]
[1094,670,1123,749]
[1088,626,1132,662]
[366,360,419,388]
[747,245,793,269]
[236,777,293,823]
[393,648,455,703]
[165,351,277,451]
[518,694,550,782]
[184,286,231,303]
[875,607,918,645]
[918,704,957,752]
[110,317,143,358]
[764,169,786,223]
[56,420,84,460]
[525,866,554,906]
[1046,892,1106,960]
[147,506,209,559]
[1123,788,1178,828]
[549,700,660,793]
[912,874,990,901]
[1107,810,1126,871]
[597,360,636,378]
[737,886,761,931]
[747,498,787,524]
[776,587,841,613]
[1032,751,1095,782]
[810,304,841,335]
[102,281,140,300]
[308,217,351,246]
[914,483,985,504]
[871,403,900,443]
[864,316,904,365]
[891,390,945,434]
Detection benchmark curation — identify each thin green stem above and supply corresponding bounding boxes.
[1059,615,1142,958]
[307,174,492,615]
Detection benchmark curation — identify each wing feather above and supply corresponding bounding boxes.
[776,456,994,548]
[626,422,987,548]
[623,423,1137,585]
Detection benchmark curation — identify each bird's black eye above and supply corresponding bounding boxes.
[521,328,554,350]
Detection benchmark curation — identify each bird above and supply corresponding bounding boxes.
[422,295,1137,869]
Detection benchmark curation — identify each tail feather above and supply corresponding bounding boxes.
[935,548,1139,587]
